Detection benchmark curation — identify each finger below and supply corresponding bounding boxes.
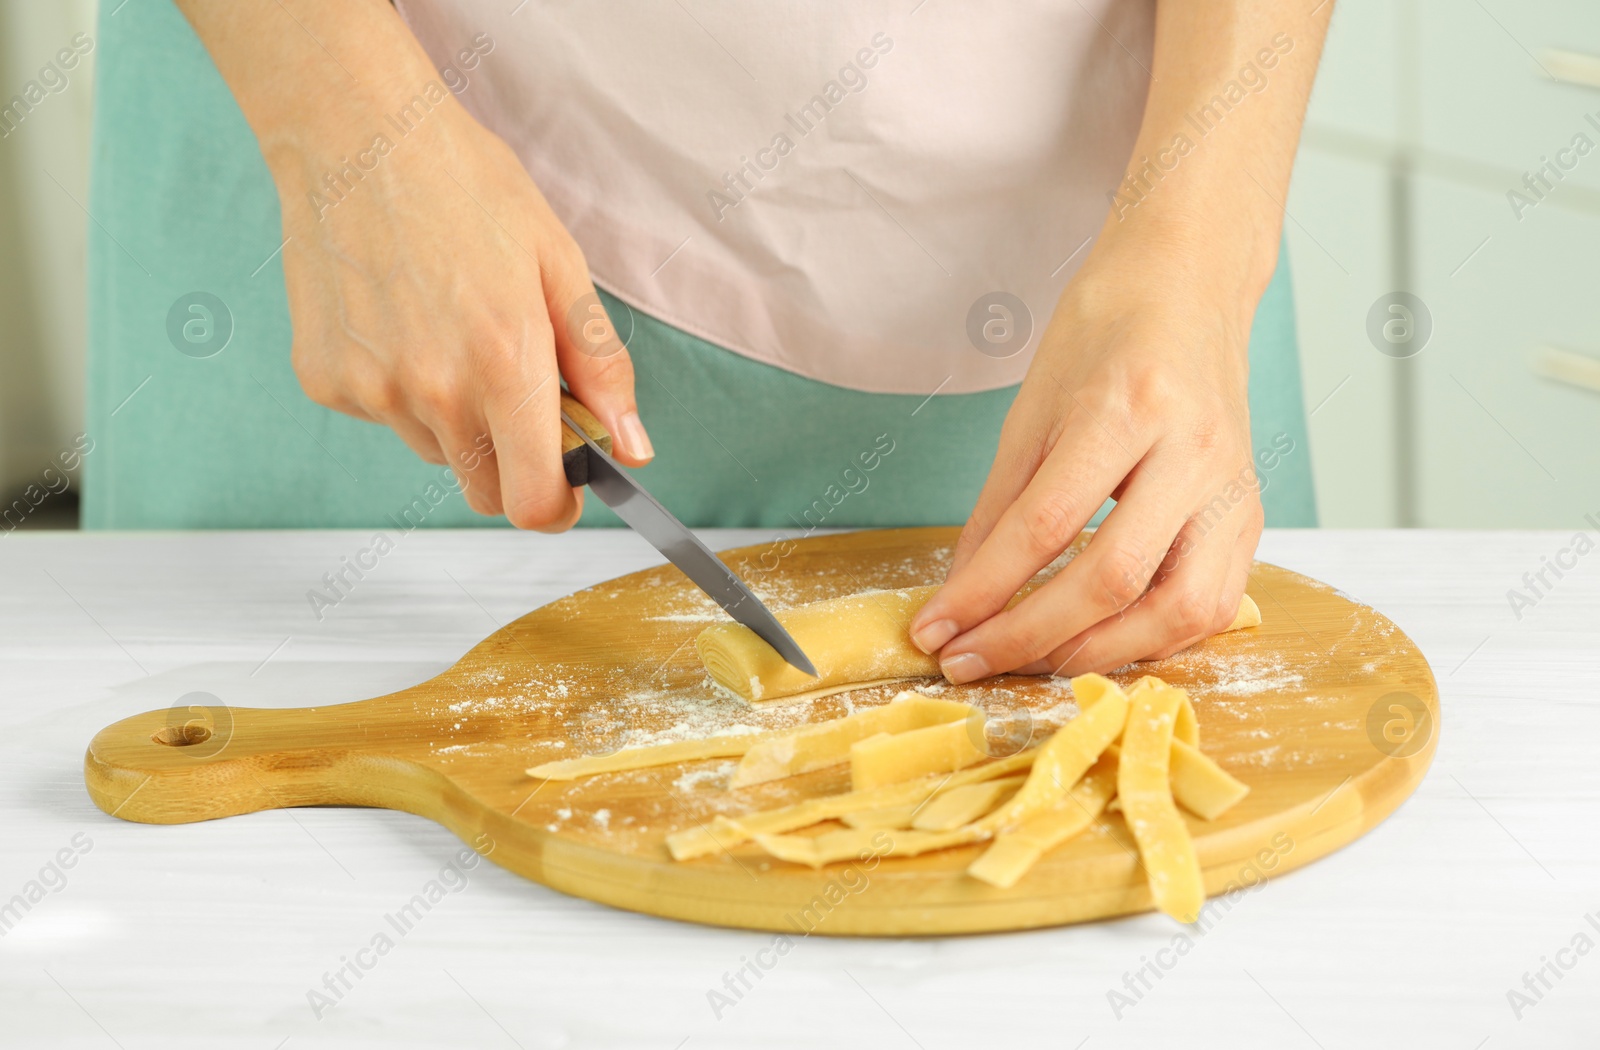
[433,419,506,518]
[909,406,1148,658]
[933,461,1198,683]
[384,414,447,465]
[945,383,1142,581]
[1142,497,1261,661]
[482,350,582,533]
[943,398,1054,580]
[543,250,653,466]
[1017,512,1239,677]
[354,357,501,495]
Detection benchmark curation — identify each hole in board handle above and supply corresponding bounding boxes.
[152,724,213,747]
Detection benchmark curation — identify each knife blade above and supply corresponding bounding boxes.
[558,402,818,678]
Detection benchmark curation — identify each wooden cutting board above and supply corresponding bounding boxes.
[84,527,1439,936]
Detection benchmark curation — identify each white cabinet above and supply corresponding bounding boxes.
[1304,0,1406,144]
[1284,150,1402,527]
[1289,0,1600,525]
[1418,0,1600,194]
[1413,173,1600,525]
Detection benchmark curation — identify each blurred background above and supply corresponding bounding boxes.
[0,0,94,528]
[1,0,1596,529]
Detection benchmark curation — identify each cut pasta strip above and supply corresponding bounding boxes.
[1174,688,1199,749]
[527,688,958,782]
[1071,672,1125,711]
[980,675,1128,830]
[968,750,1120,888]
[911,776,1025,832]
[1119,680,1204,923]
[666,747,1039,861]
[680,789,932,863]
[1124,675,1198,748]
[1087,743,1249,820]
[749,823,990,869]
[840,806,918,830]
[742,829,826,867]
[1078,672,1193,748]
[850,718,988,790]
[1170,739,1250,820]
[732,692,974,787]
[747,682,1128,868]
[1070,679,1243,819]
[526,733,779,781]
[660,667,1254,928]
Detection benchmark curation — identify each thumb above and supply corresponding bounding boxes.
[544,254,653,466]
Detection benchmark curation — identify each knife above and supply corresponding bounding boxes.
[557,393,819,678]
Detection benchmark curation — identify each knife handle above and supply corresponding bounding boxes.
[560,392,612,488]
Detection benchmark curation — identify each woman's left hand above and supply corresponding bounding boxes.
[909,237,1267,682]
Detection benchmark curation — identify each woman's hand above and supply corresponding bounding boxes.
[272,99,652,530]
[909,237,1265,682]
[908,0,1331,681]
[178,0,651,531]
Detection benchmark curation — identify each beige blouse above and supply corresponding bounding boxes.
[395,0,1154,394]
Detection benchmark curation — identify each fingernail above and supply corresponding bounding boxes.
[940,651,990,685]
[911,618,959,655]
[617,411,654,461]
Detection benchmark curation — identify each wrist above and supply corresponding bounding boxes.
[1092,184,1281,308]
[1067,214,1269,344]
[252,78,451,199]
[177,0,449,188]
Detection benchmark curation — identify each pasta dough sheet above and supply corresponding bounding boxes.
[696,588,1264,703]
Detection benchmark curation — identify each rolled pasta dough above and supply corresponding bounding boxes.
[697,587,940,701]
[695,586,1263,703]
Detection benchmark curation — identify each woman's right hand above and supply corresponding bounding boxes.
[178,0,651,531]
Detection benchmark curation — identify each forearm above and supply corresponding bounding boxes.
[1089,1,1333,316]
[172,0,441,178]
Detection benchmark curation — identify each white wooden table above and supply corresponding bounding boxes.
[1,529,1595,1049]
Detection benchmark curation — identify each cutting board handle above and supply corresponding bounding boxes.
[82,700,422,825]
[559,392,611,488]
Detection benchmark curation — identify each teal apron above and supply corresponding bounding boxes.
[84,1,1317,531]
